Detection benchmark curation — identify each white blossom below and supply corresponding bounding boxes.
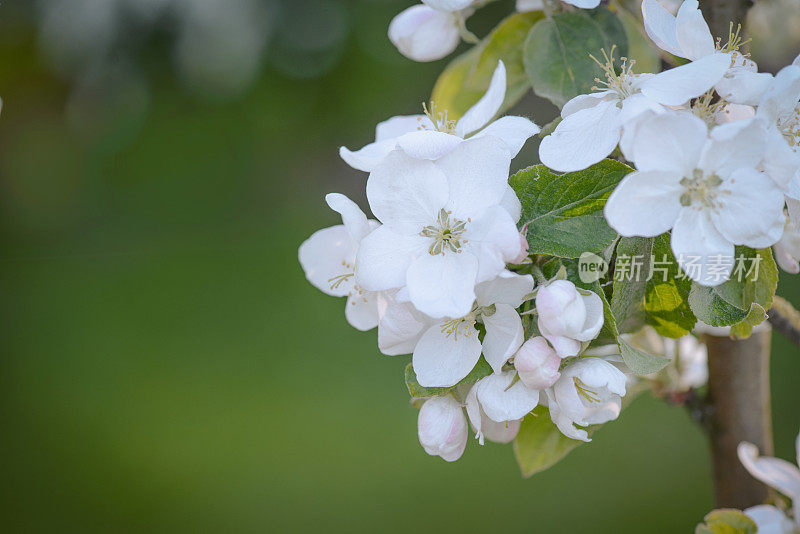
[388,4,467,63]
[340,61,539,172]
[418,394,469,462]
[355,137,523,319]
[298,193,380,331]
[465,370,539,445]
[538,49,731,172]
[536,280,604,358]
[517,0,600,11]
[412,270,534,387]
[743,505,797,534]
[546,357,628,442]
[738,431,800,532]
[604,112,785,286]
[514,336,561,389]
[775,215,800,274]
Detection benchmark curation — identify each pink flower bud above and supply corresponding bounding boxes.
[417,395,468,462]
[514,337,561,389]
[512,232,530,264]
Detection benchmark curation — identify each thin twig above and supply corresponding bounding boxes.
[768,295,800,348]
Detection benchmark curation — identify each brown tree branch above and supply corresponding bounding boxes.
[768,295,800,348]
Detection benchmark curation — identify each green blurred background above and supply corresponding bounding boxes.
[0,0,798,531]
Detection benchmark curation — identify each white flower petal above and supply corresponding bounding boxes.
[299,225,357,297]
[744,505,795,534]
[366,149,449,234]
[481,303,525,373]
[671,207,735,286]
[756,65,800,124]
[604,170,683,237]
[738,441,800,500]
[355,226,427,291]
[641,53,730,106]
[339,139,398,172]
[641,0,682,57]
[560,91,614,118]
[325,193,372,242]
[674,0,714,60]
[476,370,539,422]
[699,118,766,178]
[406,251,479,319]
[474,270,534,308]
[345,291,380,331]
[396,130,465,160]
[575,291,604,342]
[516,0,544,12]
[456,61,507,136]
[471,115,540,158]
[715,69,774,106]
[464,205,523,282]
[413,322,482,387]
[500,186,522,222]
[375,114,433,141]
[631,112,707,175]
[437,136,511,220]
[564,0,601,8]
[422,0,474,11]
[389,5,460,62]
[377,294,429,355]
[418,395,468,462]
[479,417,520,444]
[712,168,785,248]
[538,99,622,172]
[542,332,582,358]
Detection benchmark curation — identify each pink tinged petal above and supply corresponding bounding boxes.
[339,139,398,172]
[715,69,774,106]
[671,207,735,286]
[345,291,380,331]
[406,251,479,319]
[738,442,800,500]
[712,168,785,248]
[470,116,540,158]
[604,170,683,237]
[481,304,525,373]
[456,61,507,137]
[641,53,731,106]
[464,206,523,282]
[298,225,357,297]
[541,331,582,358]
[514,336,561,389]
[413,322,482,387]
[388,5,460,62]
[641,0,682,57]
[377,295,429,355]
[355,226,427,291]
[366,150,449,234]
[536,280,586,337]
[479,417,520,444]
[474,270,535,308]
[631,112,707,175]
[395,130,465,161]
[375,114,433,141]
[476,371,539,422]
[538,99,622,172]
[437,136,511,220]
[418,395,468,462]
[574,291,604,342]
[674,0,714,60]
[422,0,474,11]
[774,241,800,274]
[700,118,766,178]
[756,65,800,123]
[465,385,484,444]
[325,193,371,242]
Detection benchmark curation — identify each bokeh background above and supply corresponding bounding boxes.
[1,0,799,532]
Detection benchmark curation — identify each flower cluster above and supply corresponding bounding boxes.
[300,60,634,461]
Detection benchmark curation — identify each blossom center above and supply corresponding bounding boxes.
[328,260,355,290]
[680,169,726,210]
[574,378,601,404]
[420,208,469,255]
[591,47,638,100]
[777,107,800,148]
[439,303,495,341]
[421,101,457,134]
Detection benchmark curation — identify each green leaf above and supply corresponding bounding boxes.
[689,247,778,334]
[524,7,628,108]
[404,359,493,399]
[644,233,696,337]
[431,12,543,120]
[611,236,654,333]
[598,283,670,375]
[513,406,584,477]
[695,509,757,534]
[509,159,632,258]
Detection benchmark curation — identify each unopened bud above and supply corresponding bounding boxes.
[514,336,561,389]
